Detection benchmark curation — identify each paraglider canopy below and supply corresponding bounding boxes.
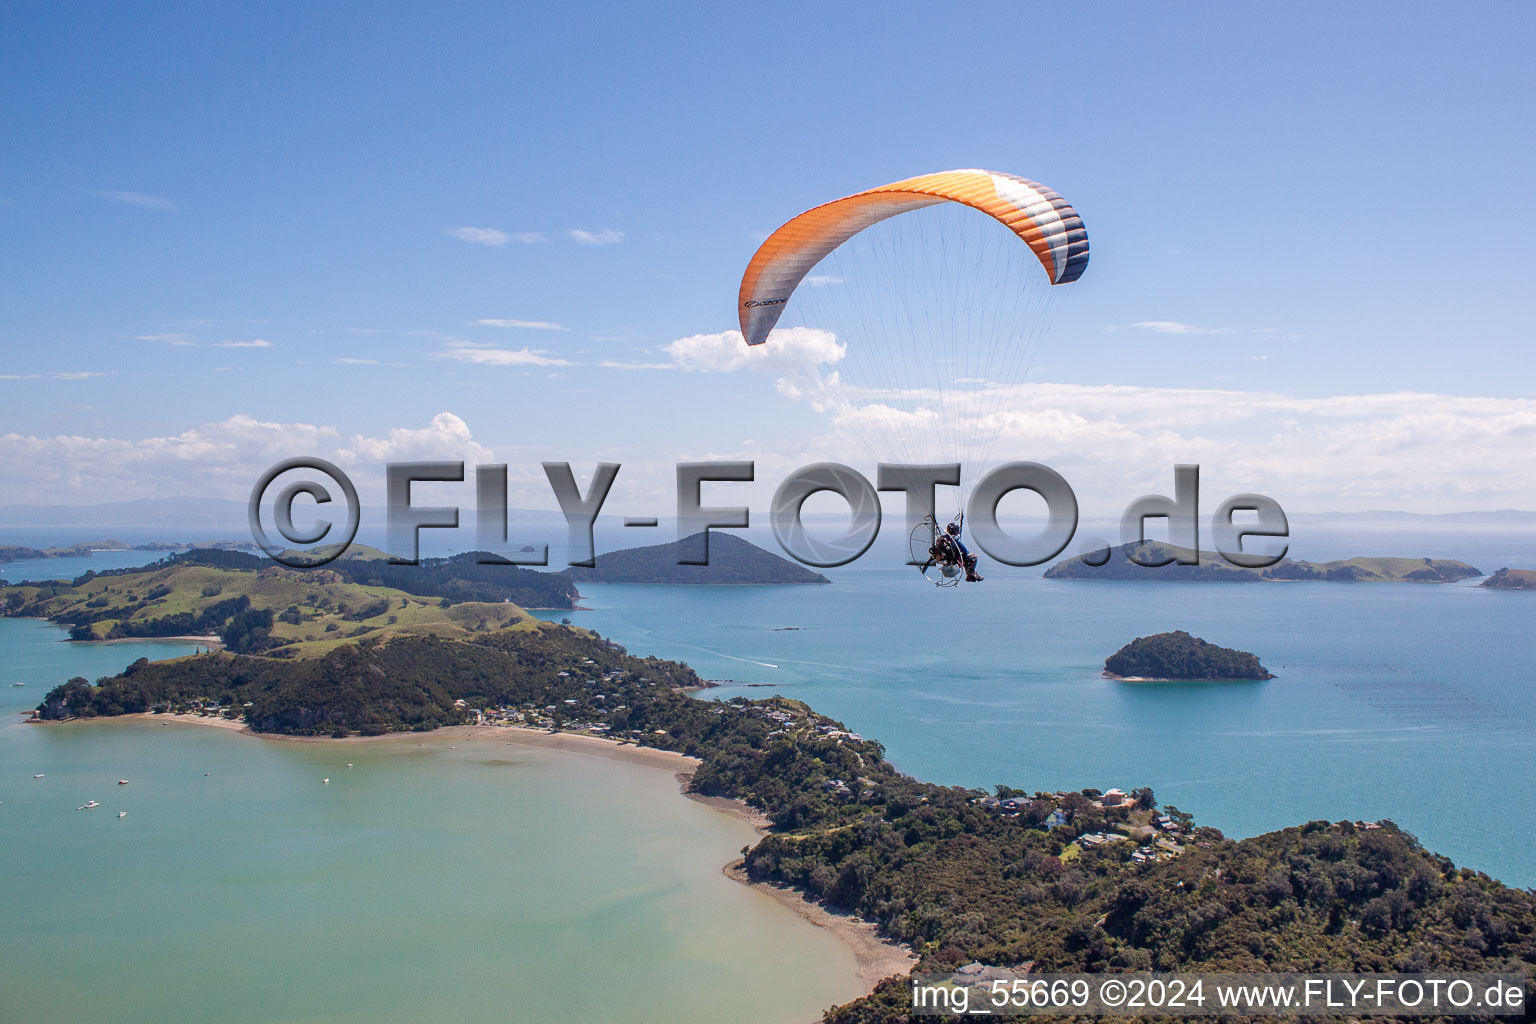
[739,169,1088,346]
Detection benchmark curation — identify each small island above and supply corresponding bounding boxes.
[1481,568,1536,590]
[0,538,261,564]
[0,539,132,562]
[1104,630,1274,681]
[557,531,830,585]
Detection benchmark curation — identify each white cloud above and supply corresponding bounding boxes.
[213,339,273,349]
[137,333,198,346]
[510,232,547,244]
[475,318,569,331]
[0,412,496,505]
[336,411,494,465]
[567,228,624,246]
[446,226,510,247]
[599,360,676,371]
[663,327,845,375]
[1109,320,1232,336]
[432,342,573,367]
[805,274,845,287]
[774,381,1536,512]
[87,189,175,211]
[332,357,378,365]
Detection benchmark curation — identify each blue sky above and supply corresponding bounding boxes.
[2,2,1534,514]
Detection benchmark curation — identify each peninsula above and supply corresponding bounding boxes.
[0,546,577,650]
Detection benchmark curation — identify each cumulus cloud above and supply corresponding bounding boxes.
[432,342,573,367]
[785,382,1536,512]
[87,189,175,211]
[335,411,494,464]
[0,412,496,505]
[475,318,568,331]
[663,327,845,375]
[446,226,510,247]
[567,228,624,246]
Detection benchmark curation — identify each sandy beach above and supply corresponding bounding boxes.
[723,860,918,992]
[86,635,224,647]
[128,711,250,731]
[118,713,915,994]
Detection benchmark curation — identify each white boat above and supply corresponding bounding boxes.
[322,778,330,784]
[78,800,100,810]
[117,811,127,818]
[33,773,45,779]
[118,779,129,785]
[11,681,24,687]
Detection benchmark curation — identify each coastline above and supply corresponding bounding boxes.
[1101,671,1270,682]
[92,634,224,647]
[723,859,918,992]
[1,616,223,648]
[114,713,914,995]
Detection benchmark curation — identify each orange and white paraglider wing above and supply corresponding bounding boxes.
[738,169,1089,346]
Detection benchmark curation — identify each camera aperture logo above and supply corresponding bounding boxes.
[248,458,1289,573]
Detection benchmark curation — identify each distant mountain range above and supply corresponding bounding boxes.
[1044,541,1482,583]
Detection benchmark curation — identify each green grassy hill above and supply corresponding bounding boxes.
[1,557,541,658]
[178,545,578,608]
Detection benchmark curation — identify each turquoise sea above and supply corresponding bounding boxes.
[542,562,1535,890]
[3,533,1533,1024]
[0,619,861,1024]
[0,548,178,585]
